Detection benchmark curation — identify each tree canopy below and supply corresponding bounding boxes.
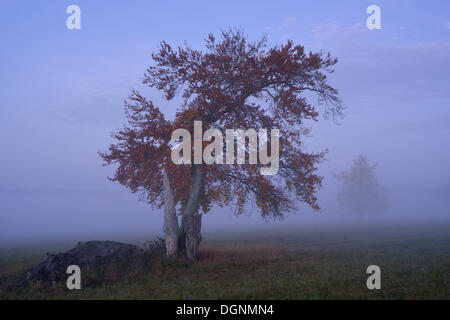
[100,29,343,220]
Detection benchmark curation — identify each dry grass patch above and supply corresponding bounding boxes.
[197,245,288,265]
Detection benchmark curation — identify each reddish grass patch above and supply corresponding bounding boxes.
[197,245,287,265]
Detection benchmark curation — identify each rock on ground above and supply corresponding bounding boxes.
[17,238,165,286]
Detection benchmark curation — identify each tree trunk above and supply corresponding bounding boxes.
[184,213,202,260]
[163,170,179,258]
[179,165,204,260]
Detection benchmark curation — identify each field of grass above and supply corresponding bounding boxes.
[0,222,449,299]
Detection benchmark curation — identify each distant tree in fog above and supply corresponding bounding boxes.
[335,155,388,218]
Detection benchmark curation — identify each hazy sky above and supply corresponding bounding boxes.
[1,1,449,245]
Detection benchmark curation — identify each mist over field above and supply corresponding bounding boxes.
[1,0,450,249]
[1,178,449,248]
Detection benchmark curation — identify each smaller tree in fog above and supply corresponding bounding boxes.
[335,155,387,218]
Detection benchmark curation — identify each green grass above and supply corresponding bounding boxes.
[0,223,449,299]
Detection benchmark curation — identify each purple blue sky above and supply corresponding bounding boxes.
[1,1,449,246]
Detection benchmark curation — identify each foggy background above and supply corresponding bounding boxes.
[1,0,449,247]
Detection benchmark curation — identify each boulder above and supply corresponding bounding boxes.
[17,238,165,286]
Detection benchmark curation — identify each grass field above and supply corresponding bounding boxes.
[0,222,449,299]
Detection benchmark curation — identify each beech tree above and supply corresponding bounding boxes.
[100,30,343,260]
[335,155,388,218]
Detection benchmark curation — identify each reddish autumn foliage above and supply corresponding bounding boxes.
[100,30,343,219]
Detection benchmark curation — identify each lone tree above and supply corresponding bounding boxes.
[100,30,343,260]
[335,155,388,218]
